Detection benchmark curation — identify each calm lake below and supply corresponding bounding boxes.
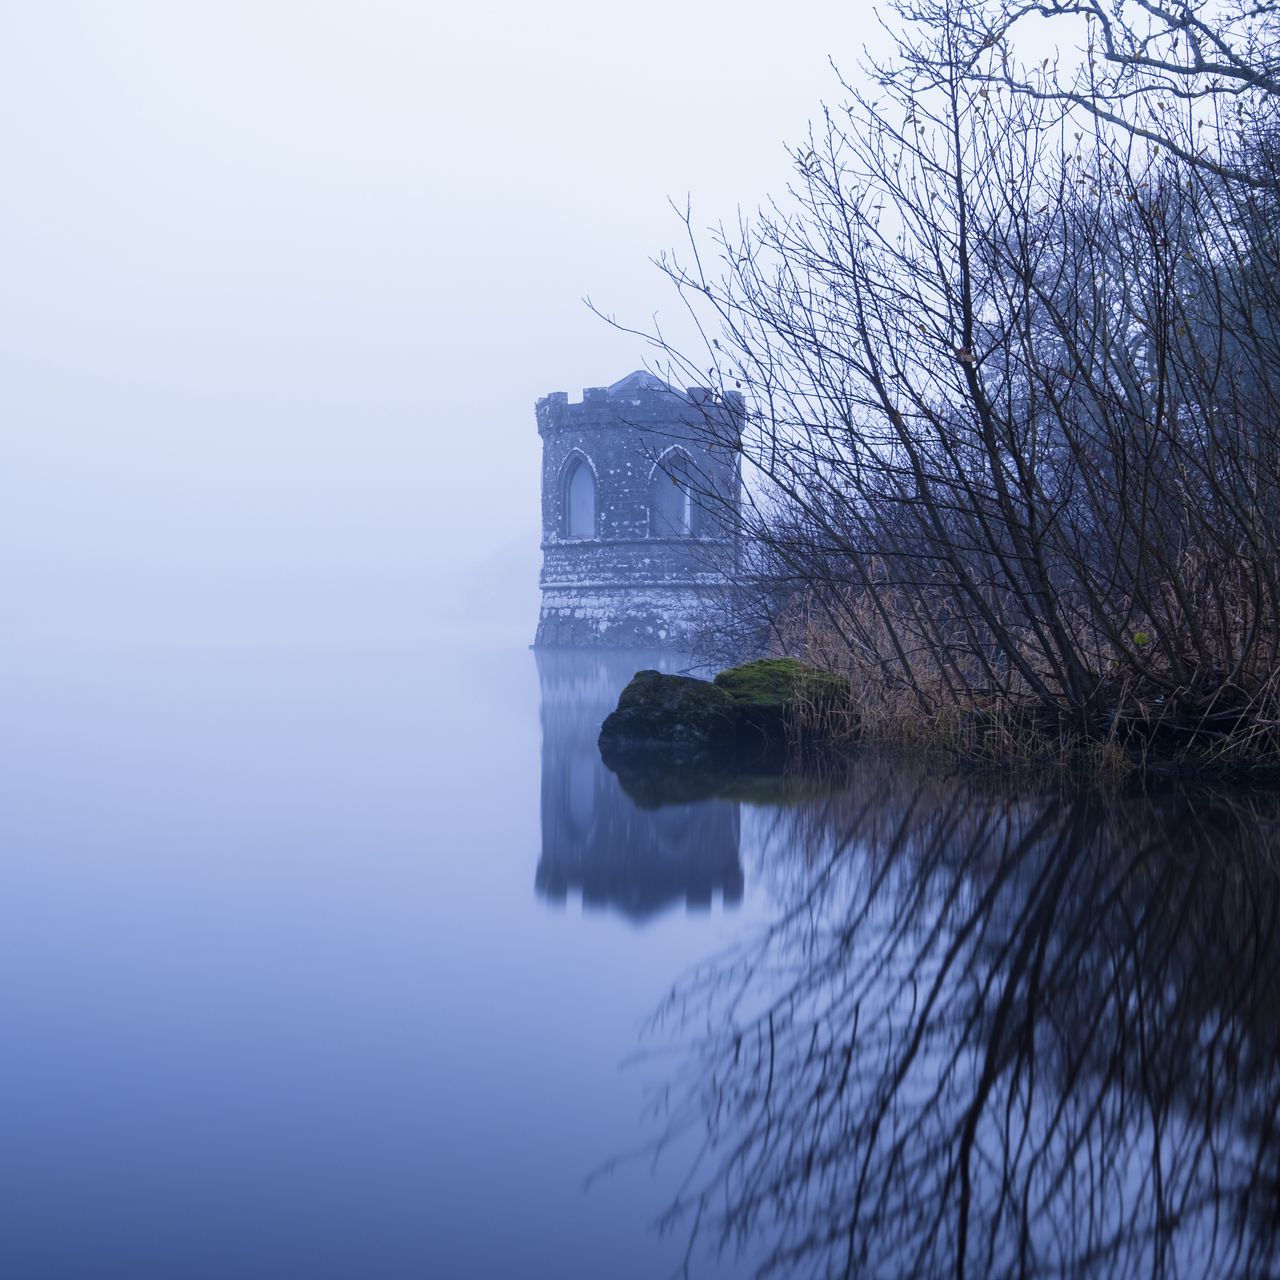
[3,632,1279,1278]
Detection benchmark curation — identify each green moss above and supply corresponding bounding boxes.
[714,658,855,743]
[715,657,803,705]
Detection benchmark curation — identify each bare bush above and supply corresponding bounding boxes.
[621,0,1280,764]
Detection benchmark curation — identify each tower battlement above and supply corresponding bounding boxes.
[536,375,744,437]
[534,370,743,648]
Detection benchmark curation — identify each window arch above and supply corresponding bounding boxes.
[563,454,597,539]
[649,449,697,538]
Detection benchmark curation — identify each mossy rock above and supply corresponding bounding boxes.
[598,670,738,757]
[599,660,858,777]
[714,657,856,744]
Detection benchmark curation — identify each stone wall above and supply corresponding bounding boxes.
[535,372,742,647]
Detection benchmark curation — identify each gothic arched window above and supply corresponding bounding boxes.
[650,450,696,538]
[564,456,597,539]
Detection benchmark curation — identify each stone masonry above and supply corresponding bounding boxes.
[535,370,743,647]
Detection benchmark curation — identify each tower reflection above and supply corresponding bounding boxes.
[534,649,743,921]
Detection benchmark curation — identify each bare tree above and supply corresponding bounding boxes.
[619,0,1280,762]
[905,0,1280,187]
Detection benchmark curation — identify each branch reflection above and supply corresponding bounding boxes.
[651,758,1280,1277]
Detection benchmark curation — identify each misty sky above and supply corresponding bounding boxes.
[0,3,896,645]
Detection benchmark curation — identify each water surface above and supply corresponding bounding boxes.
[3,634,1279,1278]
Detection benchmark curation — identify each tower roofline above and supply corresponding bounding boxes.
[535,372,744,435]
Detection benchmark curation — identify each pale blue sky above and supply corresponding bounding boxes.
[0,2,912,644]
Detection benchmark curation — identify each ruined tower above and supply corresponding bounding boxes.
[535,370,742,647]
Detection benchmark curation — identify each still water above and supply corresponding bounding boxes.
[3,633,1280,1277]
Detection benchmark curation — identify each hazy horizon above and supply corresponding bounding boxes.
[0,2,878,648]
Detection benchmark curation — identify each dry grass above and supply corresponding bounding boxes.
[770,584,1280,781]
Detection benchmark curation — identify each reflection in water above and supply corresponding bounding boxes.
[647,757,1280,1278]
[535,649,743,921]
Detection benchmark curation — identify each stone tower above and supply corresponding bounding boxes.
[535,370,743,648]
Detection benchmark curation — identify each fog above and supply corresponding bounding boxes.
[0,1,868,648]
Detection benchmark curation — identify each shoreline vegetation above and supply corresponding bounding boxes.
[608,0,1280,779]
[597,655,1280,787]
